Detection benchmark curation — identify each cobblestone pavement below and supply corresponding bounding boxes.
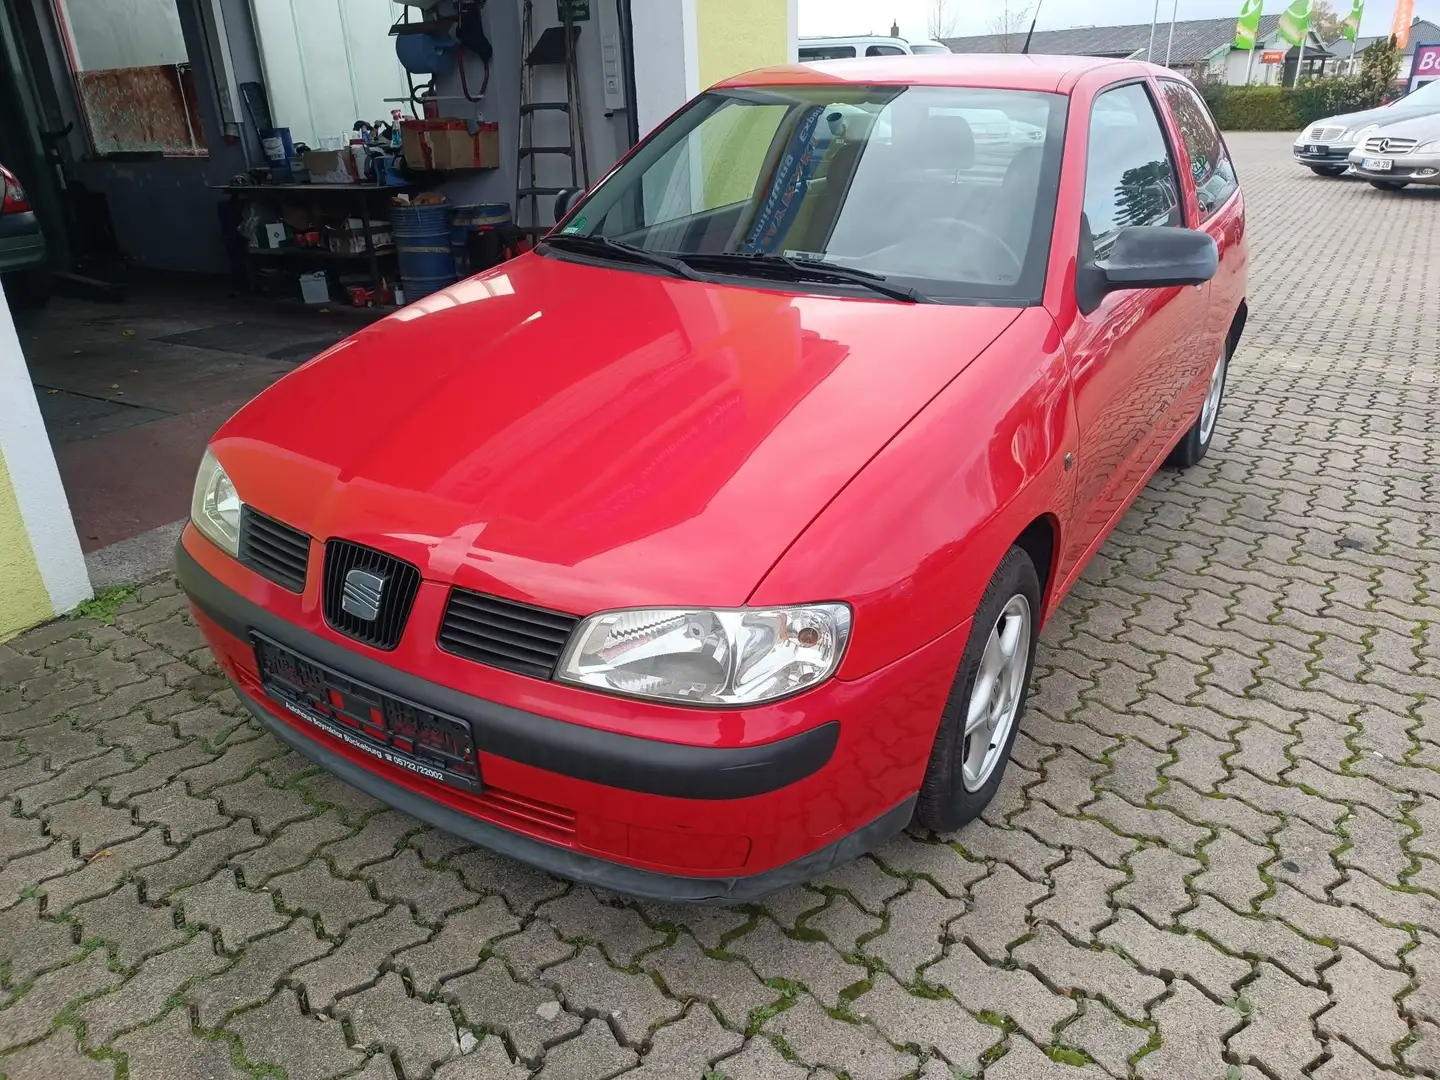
[3,133,1440,1080]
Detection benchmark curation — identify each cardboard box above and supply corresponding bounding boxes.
[303,149,358,184]
[401,120,500,171]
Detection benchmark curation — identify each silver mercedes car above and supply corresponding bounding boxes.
[1349,111,1440,190]
[1294,77,1440,176]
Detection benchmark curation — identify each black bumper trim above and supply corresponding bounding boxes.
[237,677,914,902]
[176,539,838,800]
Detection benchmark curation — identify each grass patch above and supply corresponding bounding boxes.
[1046,1046,1094,1066]
[74,586,135,625]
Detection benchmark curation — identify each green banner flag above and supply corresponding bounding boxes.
[1234,0,1264,48]
[1341,0,1364,40]
[1277,0,1313,45]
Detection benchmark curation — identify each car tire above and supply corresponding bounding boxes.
[2,268,52,309]
[1310,165,1346,177]
[914,545,1041,834]
[1166,338,1229,469]
[1368,179,1409,191]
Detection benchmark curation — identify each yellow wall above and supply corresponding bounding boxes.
[0,452,54,640]
[695,0,789,88]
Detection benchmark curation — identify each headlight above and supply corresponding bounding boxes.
[557,604,852,706]
[190,449,242,556]
[1419,140,1440,153]
[1353,125,1378,145]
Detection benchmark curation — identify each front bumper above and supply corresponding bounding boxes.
[0,211,46,273]
[1292,142,1355,168]
[1348,150,1440,185]
[176,528,963,900]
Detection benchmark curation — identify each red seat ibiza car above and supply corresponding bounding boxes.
[179,54,1245,901]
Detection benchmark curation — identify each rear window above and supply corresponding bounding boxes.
[799,45,856,60]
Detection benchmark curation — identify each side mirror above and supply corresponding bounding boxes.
[554,187,584,222]
[1076,225,1218,315]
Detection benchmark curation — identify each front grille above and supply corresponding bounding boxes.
[238,508,310,592]
[1307,125,1345,141]
[438,588,579,679]
[322,541,421,651]
[1364,136,1418,154]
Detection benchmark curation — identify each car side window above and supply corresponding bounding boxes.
[799,45,856,60]
[866,44,906,56]
[1082,83,1183,259]
[1158,80,1238,221]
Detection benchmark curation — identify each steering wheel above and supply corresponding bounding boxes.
[934,218,1024,279]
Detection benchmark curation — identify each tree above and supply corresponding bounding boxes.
[926,0,958,41]
[1310,0,1342,41]
[990,0,1036,52]
[1358,35,1402,100]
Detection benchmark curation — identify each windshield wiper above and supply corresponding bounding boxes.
[678,251,926,302]
[541,234,709,282]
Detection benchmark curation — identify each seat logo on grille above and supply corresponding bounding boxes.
[341,569,387,621]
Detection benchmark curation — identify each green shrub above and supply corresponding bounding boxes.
[1208,86,1303,131]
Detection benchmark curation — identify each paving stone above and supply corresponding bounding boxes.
[172,870,286,950]
[0,841,81,910]
[1012,802,1137,868]
[394,895,520,992]
[136,823,263,898]
[211,772,314,834]
[232,812,351,884]
[811,855,908,915]
[535,887,667,965]
[643,933,776,1028]
[42,791,143,858]
[1219,771,1346,834]
[533,1017,637,1080]
[765,996,915,1080]
[110,1006,250,1080]
[626,1005,744,1078]
[291,771,383,823]
[37,830,171,913]
[103,743,215,801]
[1333,871,1440,934]
[952,818,1064,880]
[430,1039,529,1079]
[127,788,228,844]
[1097,909,1250,999]
[1271,817,1344,899]
[0,758,49,801]
[490,919,574,981]
[0,1029,115,1080]
[15,748,136,810]
[852,972,997,1071]
[1193,829,1270,911]
[0,900,81,984]
[228,989,364,1080]
[1405,932,1440,1025]
[78,936,229,1046]
[729,915,868,1006]
[1315,945,1409,1063]
[72,885,187,966]
[269,862,385,936]
[762,884,828,931]
[1058,1002,1149,1079]
[1014,925,1166,1020]
[1180,895,1331,986]
[319,810,415,875]
[24,722,104,769]
[1317,1038,1406,1080]
[1401,1019,1440,1076]
[870,832,989,895]
[177,735,285,795]
[808,894,883,954]
[929,943,1076,1042]
[190,919,333,1025]
[635,902,749,951]
[291,905,429,1007]
[343,971,459,1077]
[708,1036,808,1079]
[1032,852,1126,940]
[1228,962,1329,1077]
[863,878,963,982]
[0,951,122,1050]
[545,945,682,1044]
[985,1036,1109,1078]
[443,957,582,1065]
[1136,979,1241,1080]
[446,846,567,915]
[1260,883,1410,969]
[1087,793,1208,856]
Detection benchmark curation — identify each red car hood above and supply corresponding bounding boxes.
[215,254,1020,613]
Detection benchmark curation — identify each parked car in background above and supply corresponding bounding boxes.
[798,35,946,60]
[0,163,50,308]
[1293,77,1440,175]
[177,54,1245,902]
[1349,111,1440,189]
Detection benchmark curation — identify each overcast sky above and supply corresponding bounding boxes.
[799,0,1440,41]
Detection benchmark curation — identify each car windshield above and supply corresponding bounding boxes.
[550,84,1067,303]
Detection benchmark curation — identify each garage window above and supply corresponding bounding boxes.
[50,0,207,156]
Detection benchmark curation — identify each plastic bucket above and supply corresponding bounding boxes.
[449,203,512,276]
[391,203,456,299]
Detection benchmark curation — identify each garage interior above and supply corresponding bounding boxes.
[0,0,644,587]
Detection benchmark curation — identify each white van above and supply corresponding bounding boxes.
[797,36,951,61]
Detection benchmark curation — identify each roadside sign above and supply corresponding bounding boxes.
[1261,49,1286,63]
[1408,42,1440,92]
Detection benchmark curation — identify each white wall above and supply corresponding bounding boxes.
[249,0,412,147]
[55,0,188,70]
[630,0,697,137]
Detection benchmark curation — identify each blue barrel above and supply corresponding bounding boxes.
[449,203,512,277]
[391,203,456,299]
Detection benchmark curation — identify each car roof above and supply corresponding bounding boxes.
[716,53,1157,94]
[799,35,909,44]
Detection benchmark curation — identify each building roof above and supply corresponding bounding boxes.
[944,14,1329,64]
[1327,18,1440,57]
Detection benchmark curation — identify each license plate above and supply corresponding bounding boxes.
[1305,144,1326,154]
[254,635,481,791]
[1363,157,1393,171]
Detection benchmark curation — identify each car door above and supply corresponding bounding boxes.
[1157,77,1245,400]
[1058,80,1209,570]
